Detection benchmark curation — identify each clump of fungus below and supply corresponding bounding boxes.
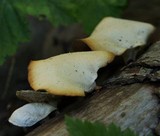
[82,17,155,55]
[28,51,114,96]
[9,17,156,127]
[28,17,156,97]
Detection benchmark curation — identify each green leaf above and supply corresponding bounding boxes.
[0,0,127,64]
[15,0,127,34]
[0,0,29,65]
[70,0,128,33]
[65,116,138,136]
[14,0,77,26]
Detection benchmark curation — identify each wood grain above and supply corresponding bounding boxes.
[27,84,159,136]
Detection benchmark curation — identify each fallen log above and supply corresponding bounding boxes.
[27,84,160,136]
[27,41,160,136]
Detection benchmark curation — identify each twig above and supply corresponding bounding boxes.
[1,56,15,100]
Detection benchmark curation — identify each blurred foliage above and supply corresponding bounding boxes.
[0,0,29,64]
[0,0,127,65]
[65,116,138,136]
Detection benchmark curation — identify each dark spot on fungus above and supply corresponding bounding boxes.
[120,112,126,118]
[141,30,145,33]
[118,39,122,42]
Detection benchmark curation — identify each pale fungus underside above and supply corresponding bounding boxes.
[9,103,56,127]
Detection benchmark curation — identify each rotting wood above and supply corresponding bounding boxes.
[27,84,160,136]
[106,41,160,86]
[16,90,58,103]
[134,41,160,67]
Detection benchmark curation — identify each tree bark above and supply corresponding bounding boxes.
[27,84,159,136]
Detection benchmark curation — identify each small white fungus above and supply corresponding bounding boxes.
[8,103,56,127]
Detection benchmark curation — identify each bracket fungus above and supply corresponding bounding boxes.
[9,51,114,127]
[28,18,155,97]
[82,17,155,55]
[9,17,157,128]
[8,103,56,127]
[28,51,114,96]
